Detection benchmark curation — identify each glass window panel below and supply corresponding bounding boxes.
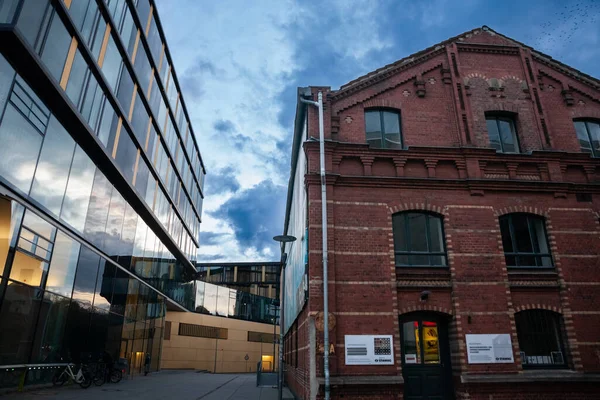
[60,146,96,232]
[77,0,99,46]
[0,104,43,193]
[120,8,137,58]
[0,54,15,112]
[45,231,80,297]
[90,18,106,61]
[512,215,534,253]
[505,255,516,267]
[104,188,126,258]
[402,321,421,364]
[428,216,444,252]
[409,255,429,266]
[0,281,43,364]
[407,213,428,252]
[430,255,446,266]
[383,111,402,149]
[23,210,55,241]
[516,311,565,367]
[110,267,128,315]
[72,246,100,307]
[136,0,151,22]
[147,16,161,65]
[117,68,134,115]
[0,0,20,24]
[498,119,518,153]
[422,321,440,364]
[131,92,149,144]
[65,50,88,106]
[587,121,600,155]
[81,79,103,130]
[135,156,150,197]
[16,0,50,47]
[133,44,152,94]
[30,116,76,216]
[392,214,407,253]
[40,12,71,82]
[62,300,92,362]
[10,250,46,289]
[486,118,502,151]
[106,0,125,28]
[84,169,112,249]
[203,283,218,315]
[500,217,513,253]
[94,258,113,311]
[88,307,109,355]
[68,0,92,35]
[145,179,156,209]
[365,111,382,148]
[102,36,122,93]
[114,129,138,182]
[97,99,115,147]
[118,204,137,266]
[124,278,139,320]
[518,255,536,267]
[574,121,592,153]
[31,291,71,363]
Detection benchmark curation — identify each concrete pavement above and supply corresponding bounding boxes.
[0,371,295,400]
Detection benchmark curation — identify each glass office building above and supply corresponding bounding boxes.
[0,0,206,385]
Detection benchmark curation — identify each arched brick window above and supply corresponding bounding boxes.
[364,109,402,149]
[499,213,553,268]
[392,212,446,267]
[515,310,567,368]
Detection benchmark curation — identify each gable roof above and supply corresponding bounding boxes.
[332,25,600,100]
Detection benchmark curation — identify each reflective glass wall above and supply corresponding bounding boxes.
[0,197,165,386]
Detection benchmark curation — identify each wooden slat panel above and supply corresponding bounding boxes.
[59,37,78,90]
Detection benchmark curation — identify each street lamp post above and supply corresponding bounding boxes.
[273,234,296,400]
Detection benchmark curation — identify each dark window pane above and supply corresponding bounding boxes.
[393,214,407,252]
[118,204,137,265]
[68,0,92,35]
[512,215,533,253]
[518,255,536,267]
[124,278,138,320]
[94,259,114,311]
[102,36,122,93]
[498,119,518,153]
[109,267,128,315]
[40,12,71,82]
[116,69,134,115]
[0,104,43,193]
[135,156,150,197]
[65,50,89,106]
[500,217,513,253]
[0,54,15,111]
[120,7,137,58]
[430,255,446,266]
[131,92,149,144]
[402,321,421,364]
[147,17,162,65]
[574,121,592,153]
[84,169,112,249]
[516,311,565,367]
[97,99,115,147]
[63,300,92,362]
[61,146,96,232]
[409,255,429,266]
[133,44,152,94]
[90,19,106,61]
[30,116,76,216]
[114,130,138,182]
[428,216,444,252]
[383,111,401,149]
[16,0,50,48]
[0,281,43,364]
[45,231,80,297]
[72,246,100,307]
[505,255,516,267]
[587,122,600,156]
[486,118,502,151]
[365,111,382,148]
[89,308,109,355]
[407,213,428,252]
[31,291,70,363]
[81,78,103,130]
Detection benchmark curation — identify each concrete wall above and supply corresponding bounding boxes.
[162,311,280,373]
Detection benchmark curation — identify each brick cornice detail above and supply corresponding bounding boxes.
[399,305,453,316]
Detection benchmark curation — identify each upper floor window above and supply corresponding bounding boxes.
[486,114,519,153]
[574,120,600,157]
[515,310,567,369]
[499,214,552,268]
[365,109,402,149]
[392,212,446,267]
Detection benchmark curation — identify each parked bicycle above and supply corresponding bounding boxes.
[52,364,92,389]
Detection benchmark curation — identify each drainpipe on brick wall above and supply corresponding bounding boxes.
[300,91,329,400]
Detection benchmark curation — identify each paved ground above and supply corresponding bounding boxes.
[0,371,295,400]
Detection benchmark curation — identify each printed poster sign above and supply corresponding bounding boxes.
[466,334,514,364]
[345,335,394,365]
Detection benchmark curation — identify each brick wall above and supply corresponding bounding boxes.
[284,27,600,400]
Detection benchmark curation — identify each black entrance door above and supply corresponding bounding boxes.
[400,314,453,400]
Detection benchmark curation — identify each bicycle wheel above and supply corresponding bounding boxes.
[110,370,122,383]
[79,372,92,389]
[93,368,105,386]
[52,371,67,387]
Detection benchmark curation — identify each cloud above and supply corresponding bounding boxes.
[208,180,287,257]
[204,166,240,195]
[213,119,235,133]
[199,231,230,246]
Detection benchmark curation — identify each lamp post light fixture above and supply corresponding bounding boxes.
[273,234,296,400]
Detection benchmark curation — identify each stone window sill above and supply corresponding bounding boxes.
[460,370,600,383]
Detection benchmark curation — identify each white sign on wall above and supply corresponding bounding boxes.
[466,334,514,364]
[344,335,394,365]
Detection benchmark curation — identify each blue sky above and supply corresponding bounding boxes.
[155,0,600,262]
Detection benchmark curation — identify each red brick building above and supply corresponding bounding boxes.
[280,26,600,400]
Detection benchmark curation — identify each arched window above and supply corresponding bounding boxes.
[485,112,520,153]
[499,214,552,268]
[515,310,567,368]
[574,119,600,157]
[392,212,446,267]
[364,109,402,149]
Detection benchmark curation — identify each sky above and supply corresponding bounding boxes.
[155,0,600,262]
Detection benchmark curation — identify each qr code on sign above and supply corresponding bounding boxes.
[374,338,391,355]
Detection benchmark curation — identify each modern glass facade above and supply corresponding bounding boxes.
[0,0,207,386]
[196,262,282,300]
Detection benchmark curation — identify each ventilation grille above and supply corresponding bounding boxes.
[179,323,228,339]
